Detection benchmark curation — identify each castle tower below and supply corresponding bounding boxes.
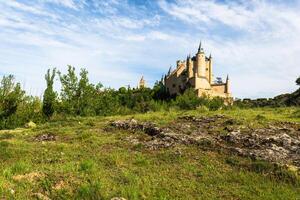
[187,55,193,78]
[196,41,206,77]
[139,76,146,88]
[208,54,213,84]
[225,75,230,93]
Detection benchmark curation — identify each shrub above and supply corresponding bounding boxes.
[207,97,224,111]
[43,68,57,119]
[174,88,203,110]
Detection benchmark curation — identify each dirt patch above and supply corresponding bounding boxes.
[13,172,44,183]
[35,133,56,142]
[52,180,66,190]
[111,115,300,168]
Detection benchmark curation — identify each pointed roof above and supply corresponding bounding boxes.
[198,41,203,53]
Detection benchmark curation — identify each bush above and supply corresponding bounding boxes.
[174,88,203,110]
[43,68,57,119]
[207,97,224,111]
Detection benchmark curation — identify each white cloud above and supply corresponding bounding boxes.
[0,0,299,99]
[42,0,79,10]
[158,0,300,98]
[0,0,58,18]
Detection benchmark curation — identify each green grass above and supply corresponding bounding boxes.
[0,107,299,199]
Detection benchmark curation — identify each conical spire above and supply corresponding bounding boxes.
[167,66,172,75]
[226,74,229,82]
[198,41,202,53]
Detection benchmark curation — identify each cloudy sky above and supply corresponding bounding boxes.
[1,0,300,98]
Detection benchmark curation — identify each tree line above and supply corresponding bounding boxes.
[0,66,228,129]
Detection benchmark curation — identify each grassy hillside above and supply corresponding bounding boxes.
[0,107,299,199]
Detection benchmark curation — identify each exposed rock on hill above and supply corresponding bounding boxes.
[111,115,300,168]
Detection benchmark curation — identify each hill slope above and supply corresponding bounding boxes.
[0,108,299,199]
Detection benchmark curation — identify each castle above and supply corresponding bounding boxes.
[164,42,232,99]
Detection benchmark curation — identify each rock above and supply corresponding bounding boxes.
[25,121,37,129]
[111,119,163,136]
[9,188,15,195]
[111,198,127,200]
[35,133,56,142]
[33,193,51,200]
[110,117,300,167]
[223,119,236,125]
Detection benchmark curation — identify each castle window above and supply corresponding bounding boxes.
[172,84,176,88]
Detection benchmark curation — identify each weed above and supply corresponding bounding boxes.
[79,160,95,173]
[255,114,267,121]
[3,161,29,180]
[75,180,103,200]
[84,120,96,127]
[133,154,149,167]
[291,109,300,118]
[225,157,240,166]
[0,133,14,140]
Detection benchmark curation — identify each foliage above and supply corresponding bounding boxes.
[0,66,231,129]
[58,66,102,116]
[174,88,203,110]
[235,76,300,108]
[0,75,25,129]
[296,76,300,86]
[206,97,224,111]
[43,68,57,119]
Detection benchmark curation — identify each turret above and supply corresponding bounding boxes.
[187,55,193,78]
[167,66,172,76]
[225,75,230,93]
[139,76,146,88]
[208,54,213,84]
[196,41,206,77]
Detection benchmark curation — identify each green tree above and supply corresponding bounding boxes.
[296,77,300,86]
[58,66,100,116]
[0,75,25,128]
[58,66,78,115]
[42,68,56,119]
[77,69,101,115]
[152,80,170,101]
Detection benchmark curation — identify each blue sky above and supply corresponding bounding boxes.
[1,0,300,98]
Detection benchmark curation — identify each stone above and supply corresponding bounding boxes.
[33,193,51,200]
[110,115,300,168]
[25,121,37,129]
[111,198,127,200]
[35,133,56,142]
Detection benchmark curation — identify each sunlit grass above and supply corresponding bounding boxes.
[0,107,299,199]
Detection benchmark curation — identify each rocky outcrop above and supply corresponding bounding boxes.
[111,115,300,168]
